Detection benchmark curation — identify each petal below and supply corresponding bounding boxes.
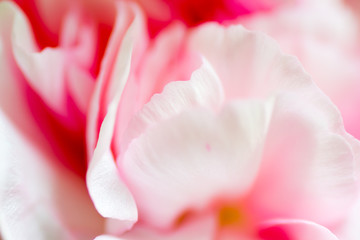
[121,99,271,228]
[0,109,103,240]
[335,199,360,240]
[0,110,68,240]
[7,1,92,177]
[189,24,285,100]
[134,0,171,21]
[86,2,142,235]
[67,65,95,114]
[258,219,339,240]
[12,3,96,114]
[0,2,46,141]
[86,1,146,157]
[95,214,216,240]
[95,236,122,240]
[246,90,358,225]
[189,23,341,104]
[0,4,101,228]
[120,59,224,154]
[190,24,360,225]
[112,23,201,156]
[241,0,360,140]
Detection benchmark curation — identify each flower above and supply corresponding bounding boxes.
[86,2,360,240]
[134,0,291,36]
[0,0,113,239]
[238,0,360,141]
[1,0,360,240]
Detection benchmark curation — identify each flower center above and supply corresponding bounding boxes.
[218,204,247,227]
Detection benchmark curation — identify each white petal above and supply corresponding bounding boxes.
[121,100,271,228]
[0,109,103,240]
[86,2,143,235]
[120,60,224,153]
[190,24,359,225]
[247,91,358,225]
[95,236,123,240]
[190,24,286,100]
[95,214,216,240]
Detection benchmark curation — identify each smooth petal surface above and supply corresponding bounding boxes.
[96,214,216,240]
[112,23,200,156]
[86,2,141,235]
[240,0,360,140]
[121,98,271,228]
[259,219,339,240]
[120,60,224,154]
[95,236,122,240]
[247,88,358,226]
[120,22,359,234]
[86,1,144,157]
[0,1,45,142]
[189,24,286,100]
[334,200,360,240]
[190,26,359,225]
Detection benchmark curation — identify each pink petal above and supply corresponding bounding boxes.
[189,26,359,225]
[96,214,216,240]
[11,4,96,115]
[86,2,143,234]
[335,200,360,240]
[246,90,358,225]
[0,4,103,233]
[0,108,102,239]
[258,219,339,240]
[67,66,95,114]
[0,2,43,142]
[241,0,360,140]
[112,23,200,156]
[86,1,146,157]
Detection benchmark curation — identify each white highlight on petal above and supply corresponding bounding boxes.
[86,2,144,235]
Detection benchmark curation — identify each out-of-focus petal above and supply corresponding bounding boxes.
[95,236,122,240]
[247,89,358,226]
[240,0,360,140]
[258,219,339,240]
[95,214,216,240]
[0,1,46,141]
[0,111,67,240]
[11,3,96,115]
[335,200,360,240]
[0,109,103,240]
[137,0,292,37]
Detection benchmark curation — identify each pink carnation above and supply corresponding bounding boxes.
[0,0,359,240]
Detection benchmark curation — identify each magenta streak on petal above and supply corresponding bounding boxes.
[26,82,88,179]
[206,143,211,152]
[13,0,58,49]
[258,225,291,240]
